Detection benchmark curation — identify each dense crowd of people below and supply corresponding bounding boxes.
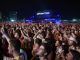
[0,22,80,60]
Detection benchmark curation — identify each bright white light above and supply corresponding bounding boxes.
[64,20,68,21]
[37,13,44,15]
[37,12,50,15]
[11,20,15,22]
[72,19,77,22]
[44,12,50,14]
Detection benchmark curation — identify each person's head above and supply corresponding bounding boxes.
[68,36,76,46]
[55,40,62,47]
[14,32,19,39]
[14,29,21,39]
[35,38,42,46]
[68,40,74,46]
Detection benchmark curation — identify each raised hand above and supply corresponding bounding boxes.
[1,27,5,34]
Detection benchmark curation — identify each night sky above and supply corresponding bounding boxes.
[0,0,80,19]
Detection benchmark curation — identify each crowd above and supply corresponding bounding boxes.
[0,22,80,60]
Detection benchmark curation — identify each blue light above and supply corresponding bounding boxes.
[55,20,61,25]
[26,19,33,23]
[44,12,50,14]
[45,19,48,20]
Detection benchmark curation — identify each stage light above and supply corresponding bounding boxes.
[45,19,48,20]
[37,13,44,15]
[55,20,61,25]
[64,20,68,21]
[72,19,77,22]
[44,12,50,14]
[11,19,15,22]
[26,20,29,21]
[56,21,60,25]
[37,11,50,15]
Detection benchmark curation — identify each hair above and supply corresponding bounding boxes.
[4,27,8,35]
[70,50,80,60]
[35,38,42,46]
[11,38,21,54]
[62,42,69,56]
[15,29,21,38]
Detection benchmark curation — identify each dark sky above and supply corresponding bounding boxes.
[0,0,80,19]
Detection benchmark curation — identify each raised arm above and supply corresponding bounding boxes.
[1,27,10,44]
[33,30,42,39]
[20,28,31,42]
